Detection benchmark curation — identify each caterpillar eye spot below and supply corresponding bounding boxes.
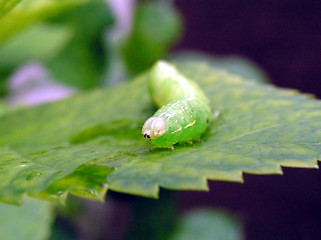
[143,132,151,139]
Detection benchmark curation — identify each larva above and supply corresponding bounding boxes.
[142,61,211,150]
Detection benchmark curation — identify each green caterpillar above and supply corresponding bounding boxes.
[142,61,211,150]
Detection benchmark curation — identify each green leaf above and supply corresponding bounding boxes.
[170,209,243,240]
[0,61,320,204]
[0,197,53,240]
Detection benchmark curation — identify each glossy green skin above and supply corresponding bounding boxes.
[150,97,211,148]
[144,61,212,148]
[149,61,210,107]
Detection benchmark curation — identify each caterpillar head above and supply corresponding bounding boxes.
[142,117,168,140]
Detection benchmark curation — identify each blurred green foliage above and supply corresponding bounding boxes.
[46,2,114,89]
[170,209,243,240]
[0,0,183,92]
[0,99,8,114]
[120,1,183,74]
[0,0,21,17]
[0,0,114,90]
[172,51,269,84]
[0,24,73,68]
[0,0,90,45]
[0,69,9,96]
[0,197,53,240]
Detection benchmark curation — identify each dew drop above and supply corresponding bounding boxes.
[213,110,220,118]
[26,172,42,180]
[89,190,96,196]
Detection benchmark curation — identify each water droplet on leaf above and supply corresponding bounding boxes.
[26,172,42,180]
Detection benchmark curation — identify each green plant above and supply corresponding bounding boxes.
[0,1,319,239]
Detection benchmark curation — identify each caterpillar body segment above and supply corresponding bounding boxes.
[142,61,212,149]
[148,61,210,107]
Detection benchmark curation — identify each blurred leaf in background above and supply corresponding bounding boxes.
[0,69,10,96]
[46,1,114,89]
[170,209,243,240]
[119,1,183,75]
[0,0,91,45]
[0,197,53,240]
[0,100,8,115]
[0,0,22,17]
[172,51,269,84]
[0,0,183,91]
[0,0,114,92]
[0,24,73,68]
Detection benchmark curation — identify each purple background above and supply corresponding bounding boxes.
[175,0,321,97]
[174,1,321,240]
